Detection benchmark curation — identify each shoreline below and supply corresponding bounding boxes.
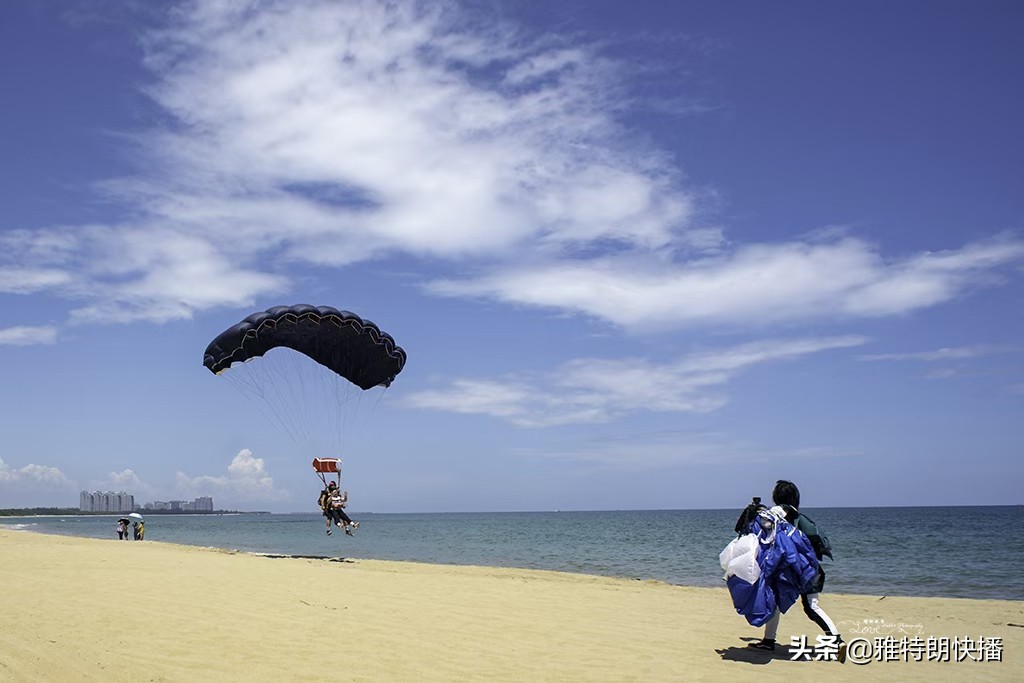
[3,503,1021,517]
[3,528,1022,681]
[11,522,1024,603]
[5,520,1024,602]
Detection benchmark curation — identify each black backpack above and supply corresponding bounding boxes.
[733,498,767,536]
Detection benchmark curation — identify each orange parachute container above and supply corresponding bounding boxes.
[312,458,341,473]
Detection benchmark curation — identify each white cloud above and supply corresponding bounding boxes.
[859,345,1013,362]
[175,449,287,503]
[427,235,1024,329]
[0,267,73,294]
[0,326,58,345]
[2,0,1020,334]
[4,0,706,325]
[93,469,155,498]
[0,457,75,487]
[520,431,858,471]
[405,336,867,426]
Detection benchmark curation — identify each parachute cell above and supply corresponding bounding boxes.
[202,304,407,390]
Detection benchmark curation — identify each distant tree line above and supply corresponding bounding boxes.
[0,507,87,516]
[0,508,260,516]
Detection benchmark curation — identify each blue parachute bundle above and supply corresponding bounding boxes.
[721,511,820,626]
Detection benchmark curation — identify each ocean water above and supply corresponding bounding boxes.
[3,506,1022,600]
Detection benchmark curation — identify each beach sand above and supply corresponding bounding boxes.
[1,528,1021,682]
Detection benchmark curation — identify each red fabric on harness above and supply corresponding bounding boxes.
[312,458,341,473]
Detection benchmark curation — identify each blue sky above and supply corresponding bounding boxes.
[1,0,1022,512]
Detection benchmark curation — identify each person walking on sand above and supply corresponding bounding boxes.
[748,480,845,662]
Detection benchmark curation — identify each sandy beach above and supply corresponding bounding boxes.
[1,528,1021,682]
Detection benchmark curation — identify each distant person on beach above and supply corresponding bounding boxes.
[132,521,145,540]
[116,520,127,540]
[318,481,357,536]
[138,520,145,540]
[748,480,844,661]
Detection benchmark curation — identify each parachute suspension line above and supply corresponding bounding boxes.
[276,350,316,454]
[235,355,306,451]
[222,361,307,451]
[340,382,389,459]
[273,350,325,455]
[321,360,347,458]
[216,352,390,469]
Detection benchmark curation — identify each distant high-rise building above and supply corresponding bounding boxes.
[138,496,214,512]
[79,490,135,513]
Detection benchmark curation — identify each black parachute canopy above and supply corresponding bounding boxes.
[202,304,407,390]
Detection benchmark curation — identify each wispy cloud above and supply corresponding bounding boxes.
[406,336,867,426]
[175,449,287,503]
[0,326,58,345]
[5,0,696,326]
[859,345,1014,362]
[520,431,858,471]
[0,267,73,294]
[3,0,1021,334]
[428,235,1024,329]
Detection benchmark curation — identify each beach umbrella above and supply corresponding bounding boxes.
[128,512,144,522]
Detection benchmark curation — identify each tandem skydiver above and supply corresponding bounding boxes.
[318,481,359,536]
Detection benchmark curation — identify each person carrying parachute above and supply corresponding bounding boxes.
[203,304,407,536]
[721,480,845,662]
[721,500,818,628]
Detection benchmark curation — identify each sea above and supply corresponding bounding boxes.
[3,506,1022,601]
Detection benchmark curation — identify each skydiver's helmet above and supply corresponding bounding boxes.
[328,482,337,489]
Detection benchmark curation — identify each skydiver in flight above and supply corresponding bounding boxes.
[319,481,359,536]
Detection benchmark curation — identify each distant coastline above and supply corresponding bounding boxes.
[0,507,268,517]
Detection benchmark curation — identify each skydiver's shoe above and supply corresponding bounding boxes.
[326,529,332,536]
[351,521,359,529]
[345,528,354,536]
[748,639,775,651]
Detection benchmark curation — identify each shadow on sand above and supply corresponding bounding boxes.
[717,638,808,665]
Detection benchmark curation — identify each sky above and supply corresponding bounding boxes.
[1,0,1022,513]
